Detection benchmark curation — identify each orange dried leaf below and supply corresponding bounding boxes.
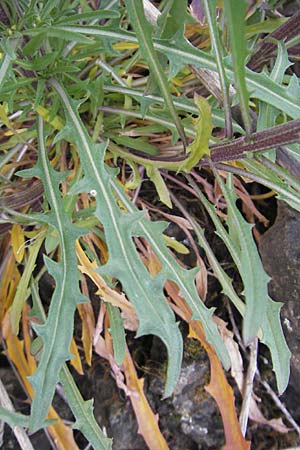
[123,349,169,450]
[76,241,136,318]
[0,252,20,323]
[70,337,84,374]
[189,324,250,450]
[77,302,95,366]
[2,315,80,450]
[165,281,250,450]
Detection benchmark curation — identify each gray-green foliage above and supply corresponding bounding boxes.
[0,1,298,446]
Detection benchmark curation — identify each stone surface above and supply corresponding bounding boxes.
[259,201,300,400]
[149,340,224,450]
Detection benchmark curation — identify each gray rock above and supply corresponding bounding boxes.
[259,201,300,396]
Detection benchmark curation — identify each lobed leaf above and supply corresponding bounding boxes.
[51,79,183,397]
[219,174,270,344]
[18,117,88,432]
[59,366,113,450]
[41,24,300,119]
[188,173,291,393]
[111,180,230,371]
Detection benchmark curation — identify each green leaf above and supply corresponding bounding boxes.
[187,174,290,393]
[48,25,300,118]
[107,303,126,366]
[103,84,244,133]
[257,41,292,145]
[17,52,59,71]
[261,298,291,394]
[181,94,212,172]
[242,159,300,211]
[111,180,230,372]
[223,0,251,136]
[26,26,93,43]
[109,134,159,156]
[59,366,112,450]
[51,79,183,397]
[202,0,232,136]
[146,165,172,207]
[0,408,30,428]
[218,174,270,344]
[29,283,112,448]
[0,38,19,90]
[33,79,46,110]
[10,234,44,335]
[54,10,120,24]
[23,34,45,56]
[124,0,187,148]
[24,117,87,432]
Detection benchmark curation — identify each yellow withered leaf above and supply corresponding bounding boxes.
[10,224,25,263]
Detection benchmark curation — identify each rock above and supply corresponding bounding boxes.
[259,201,300,404]
[149,340,224,450]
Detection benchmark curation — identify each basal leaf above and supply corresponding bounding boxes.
[0,408,30,428]
[197,174,290,393]
[112,180,230,371]
[24,117,87,432]
[47,25,300,118]
[123,1,187,148]
[51,79,183,397]
[0,38,19,90]
[9,233,44,335]
[202,0,233,136]
[261,297,291,394]
[54,10,120,25]
[59,366,113,450]
[193,172,290,392]
[217,174,270,345]
[257,41,292,138]
[223,0,251,136]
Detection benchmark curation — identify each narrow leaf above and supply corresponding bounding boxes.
[201,0,233,136]
[111,180,230,371]
[10,233,44,334]
[107,303,126,366]
[3,321,80,449]
[216,173,270,345]
[44,25,300,118]
[223,0,251,136]
[124,0,187,148]
[188,174,290,392]
[0,38,19,90]
[25,117,87,432]
[59,365,113,450]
